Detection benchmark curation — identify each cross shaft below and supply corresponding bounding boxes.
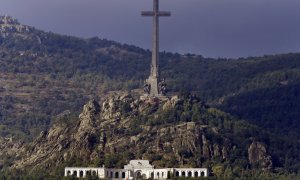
[142,0,171,97]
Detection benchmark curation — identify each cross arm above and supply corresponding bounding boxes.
[141,11,155,16]
[141,11,171,17]
[157,12,171,16]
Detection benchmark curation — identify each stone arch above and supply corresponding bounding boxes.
[175,171,179,177]
[79,170,84,177]
[135,170,146,179]
[162,172,164,177]
[136,171,142,178]
[110,171,113,178]
[151,172,154,178]
[194,171,199,177]
[92,170,97,177]
[182,171,186,177]
[73,171,77,177]
[122,172,126,178]
[167,171,172,179]
[201,171,205,177]
[86,170,91,176]
[188,171,192,177]
[67,170,71,176]
[115,172,119,178]
[157,172,160,177]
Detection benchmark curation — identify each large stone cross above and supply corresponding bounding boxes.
[142,0,171,97]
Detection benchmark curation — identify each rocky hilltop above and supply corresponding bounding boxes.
[4,94,273,177]
[0,16,33,37]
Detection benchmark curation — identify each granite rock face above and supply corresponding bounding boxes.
[0,16,33,36]
[6,94,272,173]
[76,99,100,140]
[248,141,272,169]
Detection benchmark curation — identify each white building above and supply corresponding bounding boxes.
[65,160,208,179]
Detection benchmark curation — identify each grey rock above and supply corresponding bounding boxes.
[248,141,272,169]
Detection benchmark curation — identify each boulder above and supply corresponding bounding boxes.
[248,141,272,169]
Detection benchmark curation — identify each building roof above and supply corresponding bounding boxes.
[124,160,154,170]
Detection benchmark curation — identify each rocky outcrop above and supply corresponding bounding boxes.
[0,137,23,156]
[0,16,33,38]
[0,16,19,25]
[12,123,71,170]
[162,95,181,110]
[248,141,272,169]
[7,94,272,173]
[76,99,100,139]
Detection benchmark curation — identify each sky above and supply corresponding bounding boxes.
[1,0,300,58]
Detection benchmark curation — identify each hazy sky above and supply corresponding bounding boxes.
[1,0,300,58]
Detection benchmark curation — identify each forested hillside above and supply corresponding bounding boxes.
[1,16,300,143]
